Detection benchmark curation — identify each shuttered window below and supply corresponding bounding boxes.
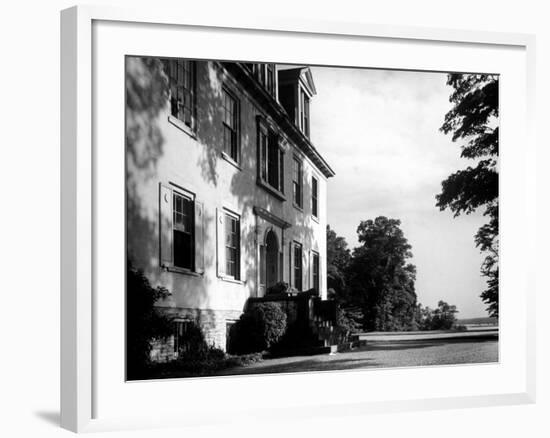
[173,191,194,270]
[159,183,204,274]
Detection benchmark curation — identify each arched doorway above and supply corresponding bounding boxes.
[265,230,279,289]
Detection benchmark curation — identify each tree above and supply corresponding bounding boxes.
[347,217,418,331]
[437,74,499,318]
[429,300,459,330]
[415,301,459,330]
[326,225,351,300]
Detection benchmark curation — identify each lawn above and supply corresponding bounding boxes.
[214,334,498,376]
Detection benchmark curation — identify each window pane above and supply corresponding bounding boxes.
[173,192,194,269]
[169,60,194,127]
[222,89,238,161]
[224,214,240,279]
[174,229,193,269]
[267,139,279,188]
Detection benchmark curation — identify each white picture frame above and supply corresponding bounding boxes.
[60,5,536,433]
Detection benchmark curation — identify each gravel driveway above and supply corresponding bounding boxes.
[217,333,498,376]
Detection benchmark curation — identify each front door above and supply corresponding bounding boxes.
[265,230,279,289]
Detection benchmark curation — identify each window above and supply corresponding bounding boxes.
[300,89,310,137]
[293,158,303,208]
[174,320,193,355]
[258,121,285,195]
[293,242,303,291]
[250,63,276,97]
[266,64,276,96]
[312,176,319,218]
[159,183,204,274]
[222,88,239,162]
[224,212,240,280]
[312,252,320,292]
[226,321,237,352]
[166,59,195,129]
[173,191,195,270]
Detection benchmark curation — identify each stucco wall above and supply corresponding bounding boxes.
[126,58,328,322]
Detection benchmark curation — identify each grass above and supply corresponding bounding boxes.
[215,335,499,376]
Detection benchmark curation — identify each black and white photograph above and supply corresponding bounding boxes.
[125,58,499,380]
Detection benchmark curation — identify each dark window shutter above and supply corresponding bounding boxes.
[194,200,204,274]
[159,183,173,268]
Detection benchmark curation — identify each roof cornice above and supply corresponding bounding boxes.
[223,62,335,178]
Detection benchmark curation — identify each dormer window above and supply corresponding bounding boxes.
[245,63,277,97]
[299,89,310,137]
[266,64,276,96]
[277,67,316,138]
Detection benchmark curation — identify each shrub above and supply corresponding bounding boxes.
[224,352,264,368]
[272,320,318,352]
[126,261,173,380]
[174,345,228,375]
[228,302,287,354]
[336,305,361,334]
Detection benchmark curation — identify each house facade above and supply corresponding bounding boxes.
[126,58,335,360]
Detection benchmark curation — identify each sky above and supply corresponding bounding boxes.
[308,66,490,319]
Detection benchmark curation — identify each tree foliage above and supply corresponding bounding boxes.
[126,261,173,379]
[437,74,499,318]
[326,225,351,300]
[415,301,459,330]
[346,217,418,331]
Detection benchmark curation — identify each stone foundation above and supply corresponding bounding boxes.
[149,307,243,362]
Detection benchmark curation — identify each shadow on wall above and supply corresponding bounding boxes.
[126,57,167,286]
[126,57,218,308]
[126,57,319,308]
